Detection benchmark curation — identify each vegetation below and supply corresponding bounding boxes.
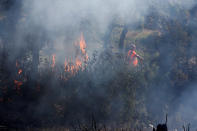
[0,0,197,130]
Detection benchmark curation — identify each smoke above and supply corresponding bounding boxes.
[17,0,196,51]
[1,0,197,128]
[22,0,197,28]
[13,0,194,61]
[175,84,197,127]
[22,0,148,30]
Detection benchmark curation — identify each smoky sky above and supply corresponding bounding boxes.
[21,0,196,33]
[15,0,196,59]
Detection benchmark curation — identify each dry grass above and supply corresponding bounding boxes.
[126,29,160,41]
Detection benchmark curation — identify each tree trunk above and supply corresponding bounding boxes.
[119,25,128,51]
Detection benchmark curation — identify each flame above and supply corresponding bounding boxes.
[70,65,75,74]
[79,33,88,62]
[51,54,56,68]
[79,33,87,55]
[63,33,88,76]
[64,58,83,75]
[75,58,82,70]
[14,80,23,90]
[18,69,22,75]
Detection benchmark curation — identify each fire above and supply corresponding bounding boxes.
[16,60,23,74]
[51,33,89,79]
[63,33,88,76]
[79,33,87,55]
[64,58,83,75]
[75,58,82,70]
[51,54,56,68]
[70,64,75,74]
[18,69,22,75]
[14,60,23,91]
[79,33,88,62]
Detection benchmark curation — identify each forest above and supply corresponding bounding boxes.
[0,0,197,130]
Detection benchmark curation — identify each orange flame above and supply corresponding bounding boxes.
[57,33,89,80]
[63,33,88,76]
[64,58,83,75]
[75,58,82,70]
[79,33,88,62]
[18,69,22,75]
[51,54,56,68]
[70,65,75,74]
[79,33,86,55]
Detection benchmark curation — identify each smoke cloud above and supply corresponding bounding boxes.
[0,0,197,129]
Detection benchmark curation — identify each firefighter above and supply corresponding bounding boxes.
[127,44,143,66]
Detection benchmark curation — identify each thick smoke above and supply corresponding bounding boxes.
[18,0,197,53]
[13,0,195,61]
[1,0,197,129]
